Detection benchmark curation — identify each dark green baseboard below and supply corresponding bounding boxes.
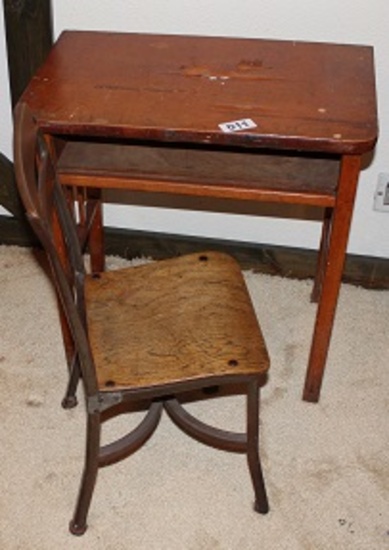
[1,214,388,289]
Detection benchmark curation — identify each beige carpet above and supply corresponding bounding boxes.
[0,244,388,550]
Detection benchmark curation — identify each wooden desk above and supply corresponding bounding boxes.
[20,31,378,402]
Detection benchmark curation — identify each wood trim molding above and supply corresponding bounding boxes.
[1,215,388,289]
[0,0,54,237]
[3,0,53,108]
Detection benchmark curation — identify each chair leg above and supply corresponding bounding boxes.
[246,380,269,514]
[62,354,81,409]
[69,413,101,535]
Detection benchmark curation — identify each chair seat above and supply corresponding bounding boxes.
[85,251,269,392]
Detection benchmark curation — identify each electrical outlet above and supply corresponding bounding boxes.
[374,173,389,212]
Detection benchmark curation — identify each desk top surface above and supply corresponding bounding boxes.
[22,31,378,154]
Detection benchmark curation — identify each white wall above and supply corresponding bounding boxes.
[2,1,389,257]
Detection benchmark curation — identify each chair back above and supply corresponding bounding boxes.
[13,102,98,395]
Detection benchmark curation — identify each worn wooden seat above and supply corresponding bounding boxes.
[87,251,266,392]
[14,102,270,536]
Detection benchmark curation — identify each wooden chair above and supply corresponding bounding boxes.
[14,102,270,535]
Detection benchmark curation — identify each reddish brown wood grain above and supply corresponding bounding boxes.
[23,31,377,154]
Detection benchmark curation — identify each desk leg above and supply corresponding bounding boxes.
[311,207,333,303]
[72,187,105,272]
[303,155,361,402]
[86,189,105,273]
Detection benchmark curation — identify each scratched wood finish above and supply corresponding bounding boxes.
[57,142,340,206]
[85,251,269,391]
[22,31,377,154]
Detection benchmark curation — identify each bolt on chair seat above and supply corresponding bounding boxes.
[14,102,270,536]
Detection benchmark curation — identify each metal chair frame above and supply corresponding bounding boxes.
[14,102,270,536]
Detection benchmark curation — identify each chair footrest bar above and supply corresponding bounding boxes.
[164,398,247,453]
[98,401,163,467]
